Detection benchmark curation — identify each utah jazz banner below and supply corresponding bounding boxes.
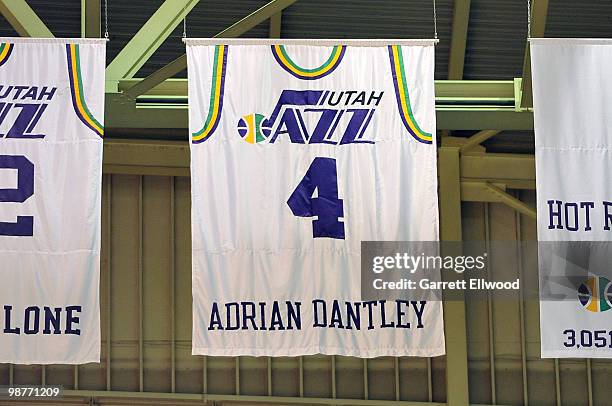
[0,38,105,364]
[187,39,444,357]
[532,39,612,358]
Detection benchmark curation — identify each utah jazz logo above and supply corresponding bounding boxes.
[578,276,612,312]
[237,89,383,145]
[237,113,271,144]
[0,85,56,139]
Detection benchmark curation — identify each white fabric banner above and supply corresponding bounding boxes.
[0,38,105,364]
[532,39,612,358]
[187,39,444,357]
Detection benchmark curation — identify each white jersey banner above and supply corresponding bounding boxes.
[0,38,105,364]
[532,39,612,358]
[187,39,444,357]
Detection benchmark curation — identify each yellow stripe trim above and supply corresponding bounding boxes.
[245,113,255,144]
[273,45,342,78]
[193,45,225,142]
[0,44,11,63]
[391,46,431,142]
[69,45,103,135]
[587,278,598,312]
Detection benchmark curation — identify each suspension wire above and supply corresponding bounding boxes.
[527,0,531,39]
[432,0,438,40]
[104,0,109,39]
[181,1,189,39]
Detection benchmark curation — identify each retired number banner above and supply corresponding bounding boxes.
[187,39,444,357]
[532,39,612,358]
[0,38,105,364]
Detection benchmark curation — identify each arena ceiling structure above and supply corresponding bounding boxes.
[1,0,610,149]
[4,0,611,144]
[0,1,611,406]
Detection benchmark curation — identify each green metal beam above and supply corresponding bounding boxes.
[122,54,188,99]
[63,390,446,406]
[269,12,282,38]
[462,181,537,218]
[104,105,534,131]
[59,389,513,406]
[81,0,101,38]
[105,92,187,129]
[436,80,515,100]
[461,181,507,202]
[484,182,537,218]
[520,0,549,109]
[460,152,535,189]
[459,130,500,152]
[438,146,470,406]
[437,109,532,131]
[122,0,299,99]
[106,80,534,130]
[104,132,536,190]
[0,0,54,37]
[447,0,471,80]
[118,78,518,100]
[103,138,189,176]
[105,0,200,84]
[215,0,298,38]
[118,78,187,95]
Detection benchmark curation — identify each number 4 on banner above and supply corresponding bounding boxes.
[287,157,345,239]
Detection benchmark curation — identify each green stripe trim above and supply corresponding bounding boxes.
[194,45,221,137]
[74,45,103,130]
[255,113,265,142]
[278,45,340,74]
[395,46,431,138]
[600,278,611,311]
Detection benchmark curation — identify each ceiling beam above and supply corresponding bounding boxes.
[117,78,518,99]
[461,153,535,188]
[107,79,533,131]
[101,140,537,188]
[212,0,297,38]
[0,0,54,37]
[121,55,187,99]
[438,109,532,130]
[81,0,101,38]
[122,0,299,99]
[447,0,471,80]
[520,0,549,109]
[269,12,282,38]
[64,389,446,405]
[484,182,537,218]
[459,129,500,152]
[104,106,534,132]
[105,0,200,84]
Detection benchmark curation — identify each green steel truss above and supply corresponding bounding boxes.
[108,78,533,130]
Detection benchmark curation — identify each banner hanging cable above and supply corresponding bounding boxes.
[432,0,438,40]
[527,0,531,39]
[182,1,189,39]
[104,0,109,39]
